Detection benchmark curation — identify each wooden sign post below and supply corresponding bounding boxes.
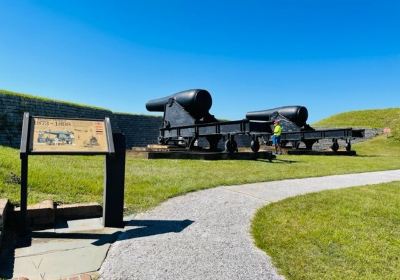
[19,113,125,231]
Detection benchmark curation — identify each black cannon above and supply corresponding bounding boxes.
[146,89,364,154]
[146,89,218,128]
[147,89,274,152]
[246,105,364,151]
[147,89,225,149]
[246,105,317,149]
[246,106,309,127]
[146,89,213,120]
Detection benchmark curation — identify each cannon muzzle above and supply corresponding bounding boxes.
[146,89,212,119]
[246,106,308,127]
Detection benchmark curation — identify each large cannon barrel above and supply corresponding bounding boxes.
[146,89,212,119]
[246,106,308,127]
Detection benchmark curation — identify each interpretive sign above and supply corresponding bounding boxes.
[30,117,109,153]
[19,113,124,232]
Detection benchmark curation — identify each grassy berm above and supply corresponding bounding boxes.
[0,108,399,214]
[314,107,400,140]
[252,181,400,280]
[252,108,400,280]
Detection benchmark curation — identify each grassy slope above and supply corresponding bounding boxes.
[314,108,400,140]
[252,182,400,280]
[0,89,156,117]
[0,89,108,111]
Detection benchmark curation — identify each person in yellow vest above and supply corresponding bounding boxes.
[272,120,282,155]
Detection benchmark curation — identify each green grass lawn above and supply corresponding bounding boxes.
[314,108,400,141]
[0,135,399,213]
[248,108,400,279]
[252,181,400,280]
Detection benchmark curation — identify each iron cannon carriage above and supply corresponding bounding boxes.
[246,106,364,152]
[146,89,364,153]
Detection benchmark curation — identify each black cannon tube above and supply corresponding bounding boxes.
[246,106,309,127]
[146,89,212,119]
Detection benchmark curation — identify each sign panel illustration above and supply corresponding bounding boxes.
[30,117,109,153]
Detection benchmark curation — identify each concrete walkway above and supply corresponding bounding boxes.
[0,218,121,280]
[100,170,400,280]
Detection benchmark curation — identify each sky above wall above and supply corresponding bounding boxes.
[0,0,399,122]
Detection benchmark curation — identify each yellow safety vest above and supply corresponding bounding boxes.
[274,124,282,136]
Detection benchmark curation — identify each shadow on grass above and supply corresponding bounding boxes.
[274,158,300,164]
[257,158,300,164]
[356,155,381,158]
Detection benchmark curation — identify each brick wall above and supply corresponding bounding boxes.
[0,91,162,148]
[113,113,161,147]
[0,91,252,150]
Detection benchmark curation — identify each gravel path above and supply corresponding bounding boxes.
[100,170,400,280]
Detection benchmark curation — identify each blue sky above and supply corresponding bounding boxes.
[0,0,399,122]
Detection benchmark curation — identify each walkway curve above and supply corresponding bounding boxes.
[100,170,400,280]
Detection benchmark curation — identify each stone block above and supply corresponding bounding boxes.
[0,199,9,229]
[29,200,55,228]
[56,202,102,221]
[0,198,10,245]
[14,199,55,229]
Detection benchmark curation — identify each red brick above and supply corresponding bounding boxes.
[79,274,92,280]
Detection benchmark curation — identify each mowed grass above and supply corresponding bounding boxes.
[252,181,400,280]
[314,108,400,141]
[0,135,399,213]
[249,108,400,279]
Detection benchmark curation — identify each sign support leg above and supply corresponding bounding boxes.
[103,133,126,228]
[20,154,28,232]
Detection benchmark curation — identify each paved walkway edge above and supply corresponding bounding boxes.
[100,169,400,280]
